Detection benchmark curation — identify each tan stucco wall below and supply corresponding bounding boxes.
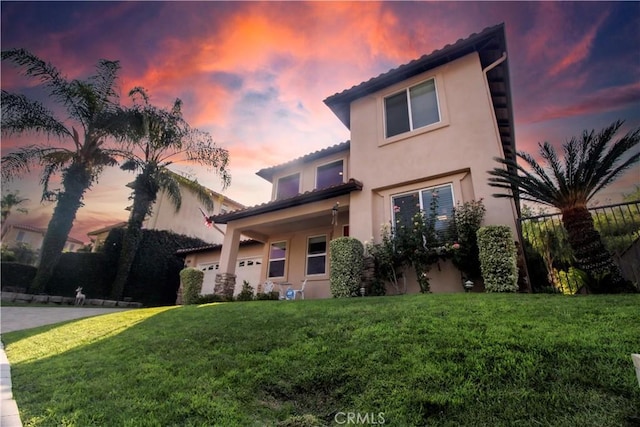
[347,52,519,293]
[348,52,518,243]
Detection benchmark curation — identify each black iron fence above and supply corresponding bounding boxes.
[519,201,640,293]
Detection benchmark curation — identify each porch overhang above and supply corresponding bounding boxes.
[210,179,363,224]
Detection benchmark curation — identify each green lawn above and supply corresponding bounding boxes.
[3,294,640,426]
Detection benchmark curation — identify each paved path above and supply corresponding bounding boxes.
[0,306,133,426]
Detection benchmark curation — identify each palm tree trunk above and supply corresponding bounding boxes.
[30,165,91,293]
[561,206,631,292]
[110,173,157,300]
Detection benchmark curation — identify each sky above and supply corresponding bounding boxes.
[1,1,639,243]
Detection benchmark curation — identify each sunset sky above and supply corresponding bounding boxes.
[2,1,639,243]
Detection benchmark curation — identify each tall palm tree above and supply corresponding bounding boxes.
[488,121,639,293]
[1,190,29,222]
[1,49,130,293]
[110,88,230,300]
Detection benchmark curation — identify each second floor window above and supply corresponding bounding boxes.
[276,173,300,199]
[316,160,344,189]
[385,78,440,138]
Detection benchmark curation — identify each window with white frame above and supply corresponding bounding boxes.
[276,173,300,199]
[385,78,440,138]
[306,235,327,275]
[391,184,454,234]
[316,160,344,189]
[268,241,287,278]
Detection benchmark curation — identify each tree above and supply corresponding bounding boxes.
[1,190,29,222]
[1,49,130,293]
[488,121,639,293]
[109,88,230,300]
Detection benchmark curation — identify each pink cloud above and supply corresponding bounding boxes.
[531,82,640,123]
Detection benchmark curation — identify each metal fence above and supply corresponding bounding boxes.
[519,201,640,293]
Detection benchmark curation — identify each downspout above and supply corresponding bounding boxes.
[483,51,532,292]
[482,52,507,74]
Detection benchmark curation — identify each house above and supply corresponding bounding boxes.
[180,23,521,298]
[1,223,84,262]
[87,186,245,250]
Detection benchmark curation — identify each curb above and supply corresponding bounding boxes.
[0,340,22,427]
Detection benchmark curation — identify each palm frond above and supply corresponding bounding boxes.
[90,59,121,107]
[1,91,70,137]
[156,169,183,211]
[1,146,70,181]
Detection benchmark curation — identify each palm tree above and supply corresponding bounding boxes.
[1,49,130,293]
[1,190,29,222]
[110,88,230,300]
[488,121,639,293]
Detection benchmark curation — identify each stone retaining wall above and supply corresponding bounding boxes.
[1,292,143,308]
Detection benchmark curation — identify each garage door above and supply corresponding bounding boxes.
[198,257,263,296]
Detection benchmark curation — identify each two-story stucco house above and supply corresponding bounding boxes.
[1,223,84,264]
[180,24,521,299]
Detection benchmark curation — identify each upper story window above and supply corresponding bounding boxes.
[392,183,454,235]
[16,230,25,242]
[276,173,300,199]
[316,160,344,189]
[384,78,440,138]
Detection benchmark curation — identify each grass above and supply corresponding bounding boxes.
[3,294,640,426]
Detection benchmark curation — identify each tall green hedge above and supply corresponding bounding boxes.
[49,252,114,298]
[0,262,37,291]
[180,268,204,305]
[330,237,364,298]
[104,228,208,306]
[477,226,518,292]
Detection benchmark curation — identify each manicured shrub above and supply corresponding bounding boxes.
[477,225,518,292]
[330,237,364,298]
[0,262,36,291]
[255,291,280,301]
[180,268,204,305]
[194,294,226,304]
[236,280,255,301]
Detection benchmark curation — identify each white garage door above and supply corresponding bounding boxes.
[198,257,263,296]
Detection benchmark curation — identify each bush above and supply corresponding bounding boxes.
[194,294,226,304]
[180,268,204,305]
[451,199,485,280]
[49,252,114,298]
[236,280,255,301]
[330,237,364,298]
[0,262,36,291]
[255,291,280,301]
[1,243,39,265]
[104,228,208,306]
[477,226,518,292]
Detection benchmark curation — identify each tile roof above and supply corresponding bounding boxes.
[209,178,363,224]
[6,224,85,244]
[87,221,128,236]
[175,238,262,255]
[256,141,350,182]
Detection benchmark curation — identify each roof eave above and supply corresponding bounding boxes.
[212,179,363,224]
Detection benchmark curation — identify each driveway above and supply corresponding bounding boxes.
[0,307,132,334]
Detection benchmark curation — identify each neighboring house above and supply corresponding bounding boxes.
[180,24,521,298]
[1,223,84,256]
[87,221,127,252]
[142,185,245,244]
[87,186,245,249]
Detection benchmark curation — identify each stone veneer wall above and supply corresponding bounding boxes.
[214,273,236,299]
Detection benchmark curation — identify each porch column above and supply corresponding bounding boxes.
[215,226,241,298]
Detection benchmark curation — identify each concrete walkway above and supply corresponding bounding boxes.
[0,307,132,426]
